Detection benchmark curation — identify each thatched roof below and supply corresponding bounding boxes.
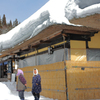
[0,24,99,58]
[70,14,100,30]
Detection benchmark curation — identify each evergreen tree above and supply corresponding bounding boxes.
[15,19,18,26]
[7,20,13,31]
[2,14,6,26]
[13,19,18,28]
[0,16,2,34]
[0,14,20,35]
[9,20,12,27]
[0,16,2,26]
[13,20,15,28]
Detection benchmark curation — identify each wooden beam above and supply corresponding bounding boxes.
[40,40,51,44]
[86,40,89,48]
[21,46,29,51]
[10,53,17,56]
[62,33,67,37]
[9,56,25,60]
[0,54,7,58]
[32,45,39,48]
[63,29,91,35]
[12,49,20,54]
[30,31,62,48]
[42,30,62,41]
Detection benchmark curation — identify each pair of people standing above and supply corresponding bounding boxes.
[17,68,41,100]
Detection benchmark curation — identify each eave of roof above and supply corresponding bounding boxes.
[0,24,99,58]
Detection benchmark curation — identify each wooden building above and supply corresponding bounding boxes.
[0,1,100,98]
[0,22,100,99]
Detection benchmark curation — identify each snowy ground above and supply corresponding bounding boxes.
[1,82,100,100]
[0,82,54,100]
[0,82,100,100]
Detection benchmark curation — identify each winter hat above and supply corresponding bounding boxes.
[33,68,38,76]
[17,69,24,76]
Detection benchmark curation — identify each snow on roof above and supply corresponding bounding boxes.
[0,0,100,52]
[78,0,100,9]
[65,0,100,20]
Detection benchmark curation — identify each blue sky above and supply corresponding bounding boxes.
[0,0,49,23]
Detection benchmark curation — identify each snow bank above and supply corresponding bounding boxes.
[0,82,56,100]
[0,82,11,95]
[0,0,100,52]
[2,82,16,91]
[0,82,21,100]
[0,82,18,100]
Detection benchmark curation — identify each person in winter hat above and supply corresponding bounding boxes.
[17,69,27,100]
[32,68,42,100]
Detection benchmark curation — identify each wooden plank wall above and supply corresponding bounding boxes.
[20,61,66,100]
[19,61,100,100]
[67,61,100,100]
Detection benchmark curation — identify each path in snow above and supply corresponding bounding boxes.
[1,82,100,100]
[0,82,54,100]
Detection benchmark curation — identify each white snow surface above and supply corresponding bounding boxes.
[0,82,100,100]
[0,0,100,52]
[0,82,55,100]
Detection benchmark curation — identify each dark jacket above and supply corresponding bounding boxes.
[32,74,41,93]
[17,74,26,91]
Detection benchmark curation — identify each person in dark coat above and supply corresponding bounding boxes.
[17,69,27,100]
[32,68,41,100]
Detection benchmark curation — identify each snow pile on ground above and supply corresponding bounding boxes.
[2,82,16,91]
[0,82,55,100]
[0,82,11,95]
[0,82,15,100]
[0,0,100,52]
[0,82,100,100]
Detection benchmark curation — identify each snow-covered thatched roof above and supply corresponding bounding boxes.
[0,0,100,55]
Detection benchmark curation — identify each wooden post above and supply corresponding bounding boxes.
[35,48,37,66]
[86,40,89,48]
[63,35,69,100]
